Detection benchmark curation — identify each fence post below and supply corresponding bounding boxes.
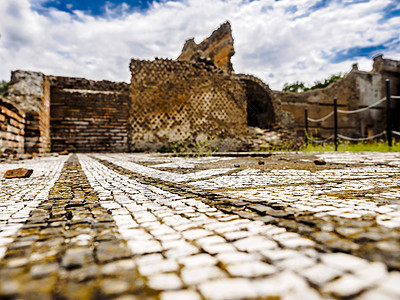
[334,98,338,151]
[305,108,308,147]
[386,79,392,147]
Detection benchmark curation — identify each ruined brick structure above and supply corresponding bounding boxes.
[1,21,399,155]
[0,99,25,154]
[275,55,400,139]
[176,21,278,131]
[4,71,51,153]
[274,74,361,138]
[49,77,130,152]
[1,22,249,154]
[373,55,400,132]
[129,59,247,151]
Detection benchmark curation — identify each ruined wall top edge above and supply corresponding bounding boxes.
[48,75,129,93]
[274,71,361,96]
[3,70,47,113]
[130,58,227,75]
[373,55,400,74]
[177,21,235,73]
[197,21,232,49]
[7,70,45,97]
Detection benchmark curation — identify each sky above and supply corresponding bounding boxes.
[0,0,399,90]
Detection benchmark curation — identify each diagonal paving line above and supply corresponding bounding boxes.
[0,155,156,299]
[101,153,235,183]
[92,154,400,271]
[90,155,271,222]
[80,154,323,299]
[84,154,400,299]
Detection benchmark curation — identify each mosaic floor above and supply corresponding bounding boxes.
[0,152,399,299]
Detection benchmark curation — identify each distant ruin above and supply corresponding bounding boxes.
[0,21,399,156]
[277,55,400,139]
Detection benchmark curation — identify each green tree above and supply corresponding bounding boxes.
[282,81,308,92]
[310,74,344,90]
[0,80,9,96]
[282,73,346,92]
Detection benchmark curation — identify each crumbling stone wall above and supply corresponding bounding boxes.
[5,71,51,153]
[372,55,400,131]
[275,56,400,139]
[49,77,130,152]
[0,21,274,154]
[129,58,247,151]
[178,21,235,73]
[0,99,25,155]
[274,73,364,138]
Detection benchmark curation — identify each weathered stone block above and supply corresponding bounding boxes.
[4,168,33,179]
[178,21,235,73]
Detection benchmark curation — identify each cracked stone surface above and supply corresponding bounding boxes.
[0,152,399,299]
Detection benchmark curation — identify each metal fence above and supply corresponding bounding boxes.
[305,79,400,150]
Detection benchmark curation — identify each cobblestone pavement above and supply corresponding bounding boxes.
[0,152,400,299]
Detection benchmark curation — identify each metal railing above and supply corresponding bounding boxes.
[305,79,398,150]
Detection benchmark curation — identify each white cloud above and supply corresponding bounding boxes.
[0,0,399,90]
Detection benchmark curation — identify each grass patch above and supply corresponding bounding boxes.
[157,136,218,157]
[302,140,400,152]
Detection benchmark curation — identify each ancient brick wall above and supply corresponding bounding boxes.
[274,71,386,139]
[49,77,130,153]
[129,58,247,151]
[273,56,400,140]
[372,55,400,132]
[0,99,25,154]
[5,71,51,153]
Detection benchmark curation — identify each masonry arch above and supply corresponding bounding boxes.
[237,74,276,129]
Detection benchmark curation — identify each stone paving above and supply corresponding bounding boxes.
[0,156,68,261]
[0,152,399,299]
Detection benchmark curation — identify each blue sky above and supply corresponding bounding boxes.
[31,0,157,15]
[0,0,399,90]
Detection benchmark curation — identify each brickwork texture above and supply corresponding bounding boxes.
[129,58,247,151]
[275,73,362,138]
[0,99,25,154]
[49,77,130,153]
[3,71,50,154]
[24,76,51,154]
